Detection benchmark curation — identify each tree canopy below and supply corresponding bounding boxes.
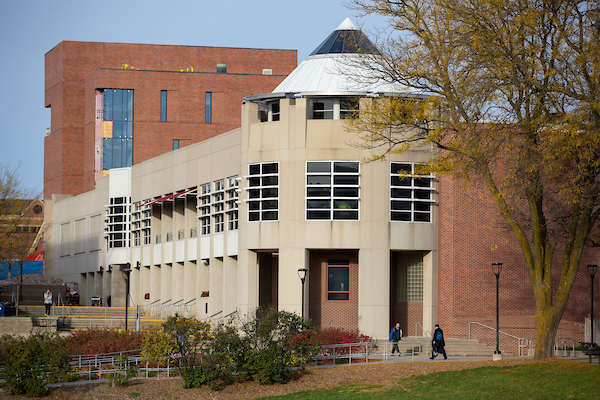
[348,0,600,359]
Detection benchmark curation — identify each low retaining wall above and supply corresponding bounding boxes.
[0,317,57,333]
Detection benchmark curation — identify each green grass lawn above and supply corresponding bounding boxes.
[259,360,600,399]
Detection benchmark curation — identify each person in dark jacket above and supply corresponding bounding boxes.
[389,322,403,355]
[430,324,447,360]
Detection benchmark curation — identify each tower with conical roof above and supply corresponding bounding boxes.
[238,19,437,338]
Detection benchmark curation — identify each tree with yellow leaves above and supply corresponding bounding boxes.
[348,0,600,359]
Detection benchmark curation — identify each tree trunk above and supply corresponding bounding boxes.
[533,306,561,359]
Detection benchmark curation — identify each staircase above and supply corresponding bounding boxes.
[395,337,497,356]
[17,305,163,331]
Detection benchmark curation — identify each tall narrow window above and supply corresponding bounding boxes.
[205,92,212,124]
[102,89,134,170]
[173,139,179,150]
[160,90,167,122]
[327,260,350,301]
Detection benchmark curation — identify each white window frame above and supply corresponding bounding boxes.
[305,161,360,221]
[390,162,435,223]
[244,162,279,222]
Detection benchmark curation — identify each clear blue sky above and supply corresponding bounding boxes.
[0,0,385,197]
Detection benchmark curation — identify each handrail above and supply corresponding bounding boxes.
[414,321,431,339]
[469,321,524,354]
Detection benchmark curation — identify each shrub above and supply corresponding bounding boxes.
[142,315,213,389]
[105,355,138,387]
[0,332,71,396]
[67,329,145,355]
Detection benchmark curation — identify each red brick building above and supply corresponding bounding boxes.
[44,41,297,199]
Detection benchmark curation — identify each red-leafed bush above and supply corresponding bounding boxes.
[314,327,373,356]
[66,329,145,355]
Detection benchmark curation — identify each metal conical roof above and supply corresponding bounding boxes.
[269,18,406,96]
[309,18,379,56]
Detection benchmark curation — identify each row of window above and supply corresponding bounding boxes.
[12,226,41,233]
[198,177,239,235]
[245,161,434,223]
[260,98,359,122]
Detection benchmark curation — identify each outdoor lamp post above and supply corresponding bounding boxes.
[123,266,131,331]
[492,262,503,360]
[588,264,597,344]
[297,268,308,318]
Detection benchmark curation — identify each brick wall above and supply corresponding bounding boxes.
[44,41,297,198]
[308,250,359,331]
[438,174,598,349]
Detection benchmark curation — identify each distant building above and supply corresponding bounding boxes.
[0,198,44,280]
[44,40,297,199]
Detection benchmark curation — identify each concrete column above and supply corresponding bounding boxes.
[277,247,307,315]
[223,257,238,316]
[358,248,390,339]
[237,249,258,317]
[422,250,437,335]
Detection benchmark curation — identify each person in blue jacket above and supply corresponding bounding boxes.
[389,322,403,355]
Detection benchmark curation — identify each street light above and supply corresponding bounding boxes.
[297,268,308,318]
[123,266,131,331]
[588,264,597,344]
[491,262,503,359]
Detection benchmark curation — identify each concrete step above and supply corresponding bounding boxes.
[57,316,163,331]
[394,337,496,357]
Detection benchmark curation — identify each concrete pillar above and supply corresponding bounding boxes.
[237,249,258,317]
[358,248,390,339]
[422,250,437,335]
[277,247,307,315]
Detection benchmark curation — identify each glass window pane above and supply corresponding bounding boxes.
[391,163,411,174]
[307,187,331,197]
[249,177,260,187]
[328,292,349,300]
[307,199,331,209]
[333,187,359,197]
[249,189,260,199]
[307,175,331,185]
[161,90,167,122]
[262,163,278,174]
[414,178,431,187]
[334,200,358,209]
[248,201,260,211]
[392,176,412,187]
[334,175,359,185]
[307,162,331,173]
[262,188,278,198]
[391,212,411,221]
[249,212,260,221]
[333,210,358,220]
[414,190,431,200]
[205,92,212,124]
[262,176,278,186]
[262,200,278,210]
[307,210,330,220]
[391,188,411,198]
[414,212,431,222]
[262,211,278,220]
[392,201,411,211]
[334,162,359,173]
[414,202,431,211]
[249,164,260,175]
[328,266,349,292]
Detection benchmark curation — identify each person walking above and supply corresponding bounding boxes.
[389,322,403,356]
[43,289,52,317]
[430,323,447,360]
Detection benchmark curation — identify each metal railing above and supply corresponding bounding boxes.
[554,337,575,357]
[173,298,195,319]
[469,321,525,354]
[314,340,422,364]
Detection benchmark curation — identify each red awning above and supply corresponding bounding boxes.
[140,188,196,207]
[25,250,44,261]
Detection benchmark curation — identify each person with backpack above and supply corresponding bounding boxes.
[430,324,447,360]
[389,322,403,355]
